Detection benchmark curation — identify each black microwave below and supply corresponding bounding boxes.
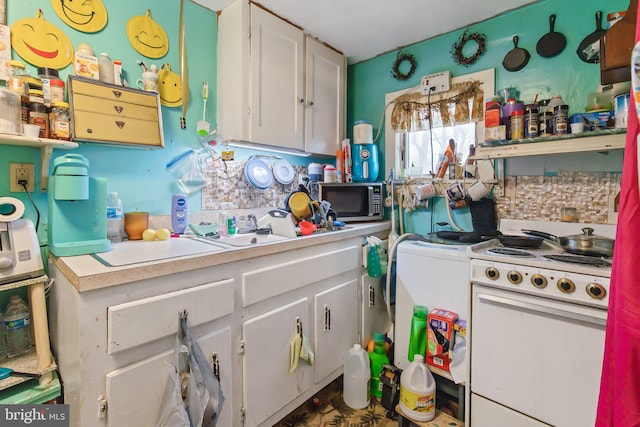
[318,182,384,222]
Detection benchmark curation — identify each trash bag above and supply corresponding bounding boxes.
[156,313,224,427]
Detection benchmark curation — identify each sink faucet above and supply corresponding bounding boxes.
[238,214,259,234]
[247,214,258,232]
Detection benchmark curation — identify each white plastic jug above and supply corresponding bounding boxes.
[399,354,436,421]
[343,344,370,409]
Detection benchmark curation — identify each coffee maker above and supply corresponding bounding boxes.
[48,154,110,256]
[351,120,379,182]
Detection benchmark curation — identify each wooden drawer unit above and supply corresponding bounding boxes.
[68,76,164,148]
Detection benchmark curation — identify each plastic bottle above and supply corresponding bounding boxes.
[377,244,388,275]
[399,354,436,421]
[0,312,6,361]
[4,295,33,358]
[107,192,124,243]
[368,332,389,398]
[367,238,382,278]
[98,53,115,84]
[435,139,455,178]
[408,305,428,363]
[343,344,370,409]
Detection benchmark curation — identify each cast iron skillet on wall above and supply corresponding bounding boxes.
[576,11,607,63]
[536,14,566,57]
[503,35,531,71]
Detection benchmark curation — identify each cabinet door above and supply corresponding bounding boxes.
[314,279,358,383]
[250,6,304,149]
[304,36,346,156]
[361,273,392,347]
[105,326,233,427]
[242,298,312,426]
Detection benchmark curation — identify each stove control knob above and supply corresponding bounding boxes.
[531,274,547,288]
[557,278,576,293]
[485,267,499,280]
[507,270,523,284]
[586,283,607,300]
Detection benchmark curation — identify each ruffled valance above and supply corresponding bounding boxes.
[391,80,485,132]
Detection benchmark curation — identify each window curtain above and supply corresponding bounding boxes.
[390,80,485,132]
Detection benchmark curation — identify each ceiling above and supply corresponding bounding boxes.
[194,0,539,64]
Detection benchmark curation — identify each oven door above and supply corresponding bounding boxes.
[471,284,607,427]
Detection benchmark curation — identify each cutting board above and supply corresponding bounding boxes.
[93,238,225,267]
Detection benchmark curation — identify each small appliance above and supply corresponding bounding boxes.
[47,154,110,256]
[351,120,379,182]
[318,182,383,222]
[0,197,44,284]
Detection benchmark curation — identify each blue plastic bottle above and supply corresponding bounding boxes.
[408,305,428,363]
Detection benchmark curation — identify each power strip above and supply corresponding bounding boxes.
[421,70,451,95]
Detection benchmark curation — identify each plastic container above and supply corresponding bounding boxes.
[343,344,370,409]
[4,295,33,358]
[107,192,124,243]
[399,354,436,422]
[553,104,569,135]
[368,332,389,398]
[367,243,382,278]
[0,312,6,361]
[171,194,188,234]
[408,305,428,363]
[49,101,71,141]
[509,110,524,140]
[354,120,373,144]
[98,53,115,84]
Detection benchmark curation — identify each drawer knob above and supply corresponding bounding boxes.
[112,90,122,99]
[114,106,124,114]
[115,121,125,129]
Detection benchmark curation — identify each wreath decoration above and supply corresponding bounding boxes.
[391,51,417,81]
[450,29,487,67]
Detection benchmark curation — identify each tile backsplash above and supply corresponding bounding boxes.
[494,172,621,224]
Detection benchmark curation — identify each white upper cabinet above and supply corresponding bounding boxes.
[305,36,346,156]
[217,1,345,155]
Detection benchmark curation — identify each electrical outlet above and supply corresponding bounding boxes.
[421,70,451,95]
[9,163,35,192]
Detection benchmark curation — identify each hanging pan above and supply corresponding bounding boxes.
[536,14,566,57]
[576,11,607,63]
[503,36,531,72]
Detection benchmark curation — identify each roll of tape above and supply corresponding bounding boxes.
[0,197,26,222]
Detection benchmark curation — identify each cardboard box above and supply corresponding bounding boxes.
[484,125,506,141]
[571,112,612,131]
[427,308,458,371]
[0,24,10,82]
[75,52,99,80]
[484,101,501,127]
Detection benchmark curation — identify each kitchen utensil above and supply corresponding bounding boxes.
[576,11,606,63]
[244,157,273,189]
[298,221,316,236]
[496,234,544,249]
[522,228,614,257]
[0,367,40,380]
[197,82,210,136]
[503,35,530,72]
[272,158,295,185]
[536,14,566,57]
[179,0,189,129]
[288,191,313,220]
[256,209,298,238]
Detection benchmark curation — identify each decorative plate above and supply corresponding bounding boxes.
[273,159,295,185]
[244,157,273,189]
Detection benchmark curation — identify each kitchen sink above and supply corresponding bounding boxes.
[199,232,292,247]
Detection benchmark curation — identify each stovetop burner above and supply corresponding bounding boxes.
[488,247,535,257]
[544,254,612,268]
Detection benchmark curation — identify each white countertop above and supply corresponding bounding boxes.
[49,221,391,292]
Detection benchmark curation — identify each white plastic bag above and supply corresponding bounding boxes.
[156,314,224,427]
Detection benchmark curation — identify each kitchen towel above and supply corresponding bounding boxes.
[595,5,640,426]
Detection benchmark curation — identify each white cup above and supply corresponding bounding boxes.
[415,182,436,200]
[570,122,584,134]
[468,181,491,201]
[136,71,158,92]
[22,123,42,138]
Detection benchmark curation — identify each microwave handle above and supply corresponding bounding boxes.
[368,186,374,214]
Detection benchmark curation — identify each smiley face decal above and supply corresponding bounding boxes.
[127,10,169,59]
[158,64,182,107]
[10,10,74,68]
[50,0,108,33]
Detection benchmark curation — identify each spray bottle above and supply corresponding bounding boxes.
[366,236,382,278]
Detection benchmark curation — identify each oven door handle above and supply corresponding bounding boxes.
[477,293,607,327]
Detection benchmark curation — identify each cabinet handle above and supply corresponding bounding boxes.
[212,352,220,381]
[324,305,331,331]
[368,285,375,307]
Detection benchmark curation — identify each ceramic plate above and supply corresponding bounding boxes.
[244,157,273,189]
[273,159,295,185]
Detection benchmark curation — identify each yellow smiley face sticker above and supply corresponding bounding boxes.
[127,10,169,59]
[10,10,74,69]
[158,64,182,107]
[50,0,108,33]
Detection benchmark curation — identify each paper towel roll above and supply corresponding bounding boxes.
[0,197,25,222]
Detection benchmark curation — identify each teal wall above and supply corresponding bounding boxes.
[347,0,630,235]
[1,0,218,227]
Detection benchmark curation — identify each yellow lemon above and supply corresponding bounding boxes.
[142,228,157,241]
[156,228,171,241]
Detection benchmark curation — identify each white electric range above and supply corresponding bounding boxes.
[469,220,615,427]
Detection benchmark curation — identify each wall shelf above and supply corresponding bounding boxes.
[0,134,79,191]
[473,130,626,159]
